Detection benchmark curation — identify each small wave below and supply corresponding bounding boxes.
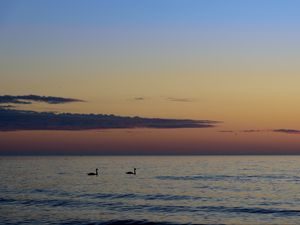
[60,219,216,225]
[29,188,73,197]
[106,204,300,216]
[0,197,15,204]
[82,193,203,201]
[10,190,204,202]
[0,197,98,208]
[156,175,236,181]
[0,218,211,225]
[155,174,300,181]
[224,206,300,215]
[58,172,67,175]
[2,196,300,216]
[142,194,203,201]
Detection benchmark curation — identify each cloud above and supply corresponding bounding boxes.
[219,129,269,134]
[167,97,193,102]
[241,129,265,133]
[219,130,234,133]
[0,108,219,131]
[0,105,16,109]
[133,97,145,101]
[220,129,300,135]
[0,95,83,105]
[273,129,300,134]
[131,96,194,102]
[219,129,265,133]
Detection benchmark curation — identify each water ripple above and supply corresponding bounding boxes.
[155,174,300,181]
[60,219,217,225]
[2,197,300,216]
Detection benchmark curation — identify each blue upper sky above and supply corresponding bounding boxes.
[1,0,300,29]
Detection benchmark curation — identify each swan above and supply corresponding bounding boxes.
[87,168,98,176]
[126,168,136,175]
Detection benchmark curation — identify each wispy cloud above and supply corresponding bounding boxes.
[220,129,300,135]
[131,96,194,102]
[219,129,266,133]
[242,129,266,133]
[0,95,83,105]
[133,97,145,101]
[0,108,219,131]
[219,130,235,133]
[273,129,300,134]
[166,97,194,102]
[0,105,16,109]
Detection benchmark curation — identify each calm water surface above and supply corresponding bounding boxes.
[1,156,300,224]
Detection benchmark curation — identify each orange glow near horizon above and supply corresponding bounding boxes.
[1,128,300,155]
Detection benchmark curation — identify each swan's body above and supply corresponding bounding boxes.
[126,168,136,175]
[87,168,98,176]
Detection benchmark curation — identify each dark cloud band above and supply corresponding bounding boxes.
[0,109,218,131]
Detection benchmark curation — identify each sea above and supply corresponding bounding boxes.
[1,156,300,225]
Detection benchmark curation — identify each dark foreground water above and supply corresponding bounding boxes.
[1,156,300,224]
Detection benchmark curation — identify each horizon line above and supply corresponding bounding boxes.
[2,154,300,157]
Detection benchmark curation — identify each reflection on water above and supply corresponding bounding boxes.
[1,156,300,224]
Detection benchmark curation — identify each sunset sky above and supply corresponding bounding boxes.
[1,0,300,155]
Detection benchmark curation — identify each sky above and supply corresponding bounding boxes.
[1,0,300,155]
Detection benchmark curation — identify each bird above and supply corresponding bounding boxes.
[87,168,99,176]
[126,168,136,175]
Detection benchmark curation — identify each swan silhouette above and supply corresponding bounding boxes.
[87,168,98,176]
[126,168,136,175]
